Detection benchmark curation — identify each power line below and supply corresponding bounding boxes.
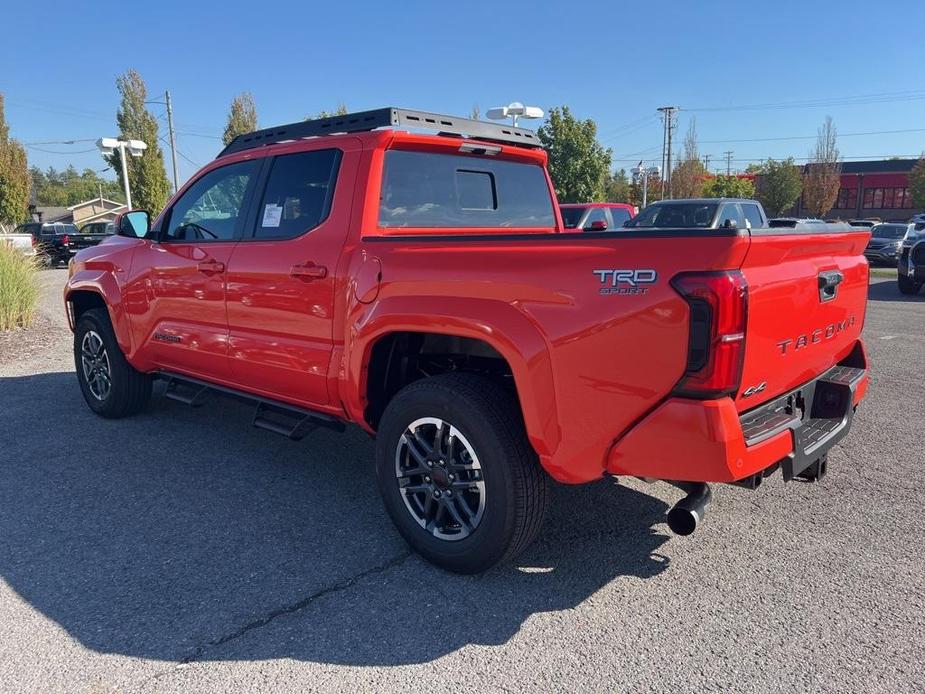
[700,126,925,145]
[25,145,98,154]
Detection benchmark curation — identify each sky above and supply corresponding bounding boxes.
[2,0,924,188]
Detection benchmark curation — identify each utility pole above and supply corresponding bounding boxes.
[146,91,180,194]
[702,154,711,172]
[657,107,678,199]
[165,91,180,195]
[724,150,734,176]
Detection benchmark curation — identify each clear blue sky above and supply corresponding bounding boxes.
[2,0,923,186]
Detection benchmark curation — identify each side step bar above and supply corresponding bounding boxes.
[158,372,345,441]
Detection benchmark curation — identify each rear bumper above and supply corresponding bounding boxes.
[607,342,868,484]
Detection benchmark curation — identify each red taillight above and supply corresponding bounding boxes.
[670,270,748,399]
[31,236,37,247]
[62,234,70,246]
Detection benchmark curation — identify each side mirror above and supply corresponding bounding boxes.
[586,219,608,231]
[623,219,632,227]
[722,218,738,229]
[116,210,150,238]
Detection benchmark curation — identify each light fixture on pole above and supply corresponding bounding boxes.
[486,102,544,128]
[630,162,661,209]
[97,138,147,209]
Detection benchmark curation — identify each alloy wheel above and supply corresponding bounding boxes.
[394,417,486,540]
[80,330,111,401]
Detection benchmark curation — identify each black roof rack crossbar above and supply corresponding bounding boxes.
[218,107,542,157]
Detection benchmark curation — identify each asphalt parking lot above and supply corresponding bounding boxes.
[1,270,923,694]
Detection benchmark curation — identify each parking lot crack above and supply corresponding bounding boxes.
[140,550,413,688]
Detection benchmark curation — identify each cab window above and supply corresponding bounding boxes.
[163,160,258,242]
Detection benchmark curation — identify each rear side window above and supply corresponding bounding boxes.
[742,204,764,229]
[609,207,631,227]
[560,207,587,229]
[253,149,341,240]
[379,150,555,229]
[718,204,746,229]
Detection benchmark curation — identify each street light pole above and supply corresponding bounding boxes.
[117,143,132,209]
[97,138,147,211]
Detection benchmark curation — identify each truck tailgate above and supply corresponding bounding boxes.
[735,227,869,412]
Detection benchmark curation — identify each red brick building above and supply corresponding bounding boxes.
[795,159,922,221]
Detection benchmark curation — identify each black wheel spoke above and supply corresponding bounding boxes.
[444,496,471,532]
[401,434,430,472]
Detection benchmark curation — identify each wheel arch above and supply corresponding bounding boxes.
[65,272,133,355]
[344,296,561,461]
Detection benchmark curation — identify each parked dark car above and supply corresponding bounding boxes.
[13,222,79,266]
[74,221,116,252]
[864,223,913,266]
[898,223,925,294]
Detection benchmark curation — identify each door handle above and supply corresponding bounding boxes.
[198,260,225,274]
[290,263,328,281]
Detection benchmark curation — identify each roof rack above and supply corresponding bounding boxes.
[218,107,543,157]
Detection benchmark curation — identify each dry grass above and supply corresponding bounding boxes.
[0,243,39,331]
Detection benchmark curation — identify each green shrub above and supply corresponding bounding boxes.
[0,243,38,330]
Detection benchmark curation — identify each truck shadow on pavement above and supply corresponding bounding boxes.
[0,372,671,666]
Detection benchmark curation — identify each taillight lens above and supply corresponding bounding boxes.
[62,234,70,246]
[671,270,748,399]
[31,236,37,247]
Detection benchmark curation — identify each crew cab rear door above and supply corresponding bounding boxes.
[735,225,869,412]
[224,139,359,409]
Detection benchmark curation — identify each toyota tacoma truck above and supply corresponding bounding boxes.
[64,108,871,573]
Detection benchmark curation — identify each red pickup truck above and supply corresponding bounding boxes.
[65,108,870,573]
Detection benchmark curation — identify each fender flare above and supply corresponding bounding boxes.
[64,271,134,356]
[343,294,561,459]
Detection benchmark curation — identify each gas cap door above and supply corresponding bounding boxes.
[354,250,382,304]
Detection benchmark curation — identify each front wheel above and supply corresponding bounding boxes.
[375,373,549,574]
[74,308,152,418]
[898,274,922,295]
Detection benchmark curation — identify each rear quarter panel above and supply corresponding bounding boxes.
[345,232,749,483]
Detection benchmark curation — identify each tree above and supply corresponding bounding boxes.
[308,104,348,120]
[802,116,841,217]
[909,155,925,210]
[222,92,258,146]
[0,94,30,230]
[702,175,756,199]
[30,166,124,206]
[604,169,632,204]
[628,169,662,208]
[671,119,706,198]
[110,70,171,214]
[537,106,611,203]
[754,158,803,216]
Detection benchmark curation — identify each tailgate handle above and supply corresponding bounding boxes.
[818,270,843,302]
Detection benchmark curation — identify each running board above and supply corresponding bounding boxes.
[157,372,345,440]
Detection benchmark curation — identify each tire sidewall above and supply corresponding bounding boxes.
[375,382,518,572]
[74,311,119,415]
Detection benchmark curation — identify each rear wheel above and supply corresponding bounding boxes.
[375,373,548,574]
[898,274,922,295]
[74,308,152,418]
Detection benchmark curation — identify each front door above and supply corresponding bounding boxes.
[128,159,261,382]
[225,144,354,408]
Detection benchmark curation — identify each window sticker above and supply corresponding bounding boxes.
[262,204,282,228]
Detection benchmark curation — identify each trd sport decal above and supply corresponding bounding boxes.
[593,269,658,295]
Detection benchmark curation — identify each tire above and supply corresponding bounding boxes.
[74,308,152,418]
[375,373,549,574]
[898,274,922,295]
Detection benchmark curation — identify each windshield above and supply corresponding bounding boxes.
[560,207,587,229]
[871,224,907,239]
[626,203,718,228]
